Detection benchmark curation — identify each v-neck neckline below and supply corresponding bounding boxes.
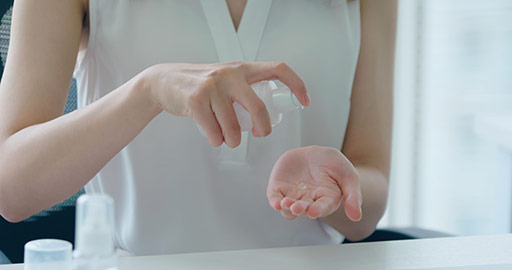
[201,0,272,62]
[200,0,273,164]
[227,0,247,33]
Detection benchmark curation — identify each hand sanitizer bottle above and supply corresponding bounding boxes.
[234,80,303,132]
[197,80,302,137]
[73,194,117,270]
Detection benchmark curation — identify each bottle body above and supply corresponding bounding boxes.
[73,194,118,270]
[197,80,301,136]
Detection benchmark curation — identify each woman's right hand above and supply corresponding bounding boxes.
[138,62,310,148]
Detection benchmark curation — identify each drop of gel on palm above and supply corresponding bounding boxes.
[296,178,307,190]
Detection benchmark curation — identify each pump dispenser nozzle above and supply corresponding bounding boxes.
[271,87,302,114]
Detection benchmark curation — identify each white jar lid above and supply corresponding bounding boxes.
[24,239,72,270]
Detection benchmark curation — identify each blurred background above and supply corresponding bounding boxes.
[1,1,512,263]
[380,0,512,236]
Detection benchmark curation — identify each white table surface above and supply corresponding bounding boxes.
[2,234,512,270]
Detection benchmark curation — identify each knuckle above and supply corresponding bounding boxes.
[226,61,244,69]
[188,91,207,109]
[207,69,222,81]
[229,61,243,66]
[274,61,289,72]
[206,71,221,84]
[209,66,236,80]
[198,77,216,93]
[187,94,201,109]
[235,62,247,71]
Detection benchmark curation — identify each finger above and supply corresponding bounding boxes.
[243,62,310,107]
[306,197,336,219]
[322,153,363,221]
[230,82,272,137]
[343,193,363,222]
[290,198,313,216]
[280,208,296,220]
[211,93,241,148]
[191,101,223,147]
[337,174,362,222]
[280,197,298,220]
[280,197,296,210]
[267,189,284,211]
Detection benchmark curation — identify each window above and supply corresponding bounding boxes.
[383,0,512,235]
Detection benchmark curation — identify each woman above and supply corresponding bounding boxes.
[0,0,396,255]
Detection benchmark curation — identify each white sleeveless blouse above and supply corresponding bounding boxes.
[74,0,361,256]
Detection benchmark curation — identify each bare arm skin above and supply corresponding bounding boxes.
[0,0,161,222]
[0,0,308,222]
[266,0,396,241]
[322,0,397,241]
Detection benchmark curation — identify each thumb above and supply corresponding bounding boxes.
[344,192,362,222]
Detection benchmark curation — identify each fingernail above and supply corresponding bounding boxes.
[305,93,311,106]
[357,204,363,221]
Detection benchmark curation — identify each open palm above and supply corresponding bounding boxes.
[267,146,362,221]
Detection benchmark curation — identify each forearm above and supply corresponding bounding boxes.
[324,0,397,242]
[322,164,388,241]
[0,75,161,222]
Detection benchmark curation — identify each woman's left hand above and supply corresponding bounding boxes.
[267,146,362,221]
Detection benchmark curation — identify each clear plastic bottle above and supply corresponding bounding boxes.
[198,80,302,136]
[73,194,117,270]
[234,80,303,131]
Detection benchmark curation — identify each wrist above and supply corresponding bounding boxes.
[129,70,163,116]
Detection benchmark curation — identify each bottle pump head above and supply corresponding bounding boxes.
[74,194,115,258]
[272,87,302,114]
